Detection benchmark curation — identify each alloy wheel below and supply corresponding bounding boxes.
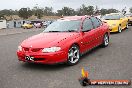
[67,45,80,65]
[118,26,122,33]
[104,34,109,46]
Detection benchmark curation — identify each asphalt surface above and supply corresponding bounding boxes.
[0,28,43,36]
[0,27,132,88]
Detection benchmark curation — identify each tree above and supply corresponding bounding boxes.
[18,8,32,19]
[57,7,75,16]
[100,8,119,15]
[107,8,119,13]
[94,6,100,15]
[129,7,132,13]
[100,9,108,15]
[76,4,94,15]
[36,9,43,19]
[87,6,94,15]
[32,6,43,19]
[43,7,54,16]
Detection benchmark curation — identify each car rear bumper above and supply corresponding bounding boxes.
[17,51,67,64]
[128,20,132,24]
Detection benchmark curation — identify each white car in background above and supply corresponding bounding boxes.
[34,23,42,28]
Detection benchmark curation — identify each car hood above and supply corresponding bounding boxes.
[128,17,132,20]
[103,20,120,26]
[21,32,79,48]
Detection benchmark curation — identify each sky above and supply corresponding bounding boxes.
[0,0,132,12]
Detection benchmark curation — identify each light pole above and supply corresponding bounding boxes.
[36,4,39,19]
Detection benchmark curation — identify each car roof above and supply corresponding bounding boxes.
[105,13,121,16]
[60,16,91,20]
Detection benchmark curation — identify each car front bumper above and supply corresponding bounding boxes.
[109,26,118,32]
[17,50,67,64]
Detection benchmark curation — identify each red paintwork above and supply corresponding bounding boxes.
[17,16,110,64]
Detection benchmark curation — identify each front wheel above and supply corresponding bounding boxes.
[118,25,122,33]
[67,45,80,65]
[102,34,109,47]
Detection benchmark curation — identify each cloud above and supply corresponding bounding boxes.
[0,0,131,12]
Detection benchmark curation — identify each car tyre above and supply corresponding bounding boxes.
[126,23,129,29]
[118,25,122,33]
[67,45,80,65]
[102,34,109,47]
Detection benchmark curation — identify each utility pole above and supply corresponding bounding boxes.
[36,4,39,19]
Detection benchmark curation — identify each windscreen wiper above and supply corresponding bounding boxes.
[67,30,77,32]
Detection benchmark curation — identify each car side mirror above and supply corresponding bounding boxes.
[120,18,123,20]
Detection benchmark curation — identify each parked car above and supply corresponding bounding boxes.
[31,21,43,28]
[126,14,132,25]
[22,23,33,29]
[43,21,53,28]
[17,16,110,65]
[34,23,42,28]
[102,13,128,33]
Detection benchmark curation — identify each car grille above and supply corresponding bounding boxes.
[23,47,29,51]
[23,47,41,52]
[31,48,41,52]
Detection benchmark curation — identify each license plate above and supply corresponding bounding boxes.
[25,56,34,61]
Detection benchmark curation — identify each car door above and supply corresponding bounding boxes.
[90,17,103,46]
[80,18,95,52]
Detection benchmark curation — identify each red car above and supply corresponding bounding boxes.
[17,16,110,65]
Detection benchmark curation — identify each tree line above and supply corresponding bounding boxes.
[0,4,132,20]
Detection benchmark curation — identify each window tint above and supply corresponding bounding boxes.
[90,17,100,28]
[82,18,93,31]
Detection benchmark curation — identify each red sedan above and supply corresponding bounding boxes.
[17,16,110,65]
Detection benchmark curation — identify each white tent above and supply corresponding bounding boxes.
[0,20,6,29]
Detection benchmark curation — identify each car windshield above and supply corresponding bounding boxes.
[43,19,81,32]
[126,14,132,17]
[102,14,120,20]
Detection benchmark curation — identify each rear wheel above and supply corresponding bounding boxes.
[102,34,109,47]
[126,23,129,29]
[67,45,80,65]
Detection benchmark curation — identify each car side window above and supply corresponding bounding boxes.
[97,18,102,25]
[82,18,93,31]
[90,17,100,28]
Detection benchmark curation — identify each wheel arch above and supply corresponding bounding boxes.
[70,43,80,49]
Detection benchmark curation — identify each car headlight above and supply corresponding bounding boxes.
[18,46,22,51]
[42,47,61,53]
